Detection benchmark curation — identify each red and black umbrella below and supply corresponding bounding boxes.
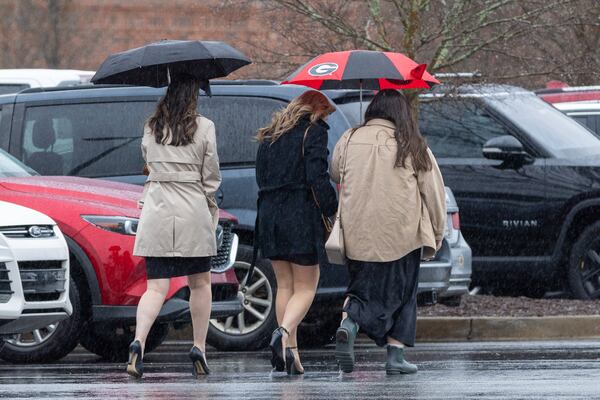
[282,50,439,91]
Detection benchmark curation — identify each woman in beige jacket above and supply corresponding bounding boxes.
[127,75,221,378]
[330,89,446,375]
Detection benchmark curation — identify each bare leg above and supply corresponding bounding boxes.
[386,337,405,347]
[272,260,294,350]
[188,271,212,352]
[134,278,170,354]
[281,264,320,371]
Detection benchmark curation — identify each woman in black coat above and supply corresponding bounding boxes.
[255,90,337,375]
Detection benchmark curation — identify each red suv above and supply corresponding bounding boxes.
[0,149,241,362]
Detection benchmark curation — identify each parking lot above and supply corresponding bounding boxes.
[0,339,598,399]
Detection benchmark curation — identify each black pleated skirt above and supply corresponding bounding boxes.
[344,248,421,347]
[145,256,212,280]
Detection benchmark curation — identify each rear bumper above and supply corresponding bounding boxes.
[419,241,452,295]
[440,233,472,298]
[92,294,244,325]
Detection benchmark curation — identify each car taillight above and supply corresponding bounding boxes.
[452,212,460,230]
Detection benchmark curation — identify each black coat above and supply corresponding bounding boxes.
[255,116,338,259]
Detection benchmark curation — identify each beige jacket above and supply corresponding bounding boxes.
[330,118,446,262]
[133,116,221,257]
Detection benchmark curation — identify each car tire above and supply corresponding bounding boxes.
[79,323,170,361]
[298,317,339,348]
[0,278,82,363]
[207,244,277,351]
[568,221,600,300]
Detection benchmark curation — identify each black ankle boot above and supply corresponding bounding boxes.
[126,340,143,378]
[385,345,418,375]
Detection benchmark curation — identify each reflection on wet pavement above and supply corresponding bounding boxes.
[0,340,599,399]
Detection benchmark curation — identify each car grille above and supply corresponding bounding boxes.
[18,260,66,302]
[0,225,55,238]
[0,262,13,303]
[211,222,235,273]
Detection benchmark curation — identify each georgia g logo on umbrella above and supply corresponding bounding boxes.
[308,62,339,77]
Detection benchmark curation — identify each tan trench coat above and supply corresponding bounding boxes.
[330,118,446,262]
[133,116,221,257]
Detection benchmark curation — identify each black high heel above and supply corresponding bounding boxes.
[269,326,289,372]
[189,346,211,377]
[285,347,304,375]
[126,340,143,378]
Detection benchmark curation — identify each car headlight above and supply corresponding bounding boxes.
[82,215,138,236]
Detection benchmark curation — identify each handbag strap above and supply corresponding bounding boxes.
[302,125,327,214]
[336,128,358,222]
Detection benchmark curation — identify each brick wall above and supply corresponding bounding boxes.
[0,0,282,79]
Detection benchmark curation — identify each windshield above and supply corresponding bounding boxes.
[0,149,35,177]
[336,101,372,127]
[485,93,600,158]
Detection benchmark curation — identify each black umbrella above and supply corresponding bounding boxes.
[91,40,251,87]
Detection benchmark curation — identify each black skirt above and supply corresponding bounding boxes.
[344,248,421,347]
[145,256,212,280]
[270,253,319,266]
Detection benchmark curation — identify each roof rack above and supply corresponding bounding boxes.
[211,79,280,86]
[435,72,482,79]
[17,84,134,95]
[536,85,600,94]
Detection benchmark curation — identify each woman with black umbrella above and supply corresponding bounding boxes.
[129,74,221,378]
[91,40,251,379]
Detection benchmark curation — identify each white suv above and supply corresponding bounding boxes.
[0,201,71,345]
[0,69,94,95]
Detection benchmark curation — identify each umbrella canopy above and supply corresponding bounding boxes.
[282,50,439,90]
[91,40,251,87]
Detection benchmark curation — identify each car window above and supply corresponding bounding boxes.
[570,115,593,131]
[488,94,600,158]
[419,99,510,158]
[0,148,34,177]
[199,96,286,165]
[21,102,155,177]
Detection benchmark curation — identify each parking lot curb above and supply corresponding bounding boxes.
[169,316,600,342]
[416,316,600,341]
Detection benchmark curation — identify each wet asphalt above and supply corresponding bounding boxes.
[0,339,599,399]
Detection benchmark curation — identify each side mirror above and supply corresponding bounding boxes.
[483,136,532,164]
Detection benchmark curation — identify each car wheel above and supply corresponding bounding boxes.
[79,323,169,361]
[568,221,600,300]
[207,244,277,351]
[0,278,82,363]
[298,317,339,348]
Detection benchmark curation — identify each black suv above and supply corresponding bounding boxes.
[335,84,600,299]
[0,82,460,351]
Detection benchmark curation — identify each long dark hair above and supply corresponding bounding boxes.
[361,89,432,172]
[148,74,201,146]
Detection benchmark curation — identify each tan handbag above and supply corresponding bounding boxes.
[325,129,356,265]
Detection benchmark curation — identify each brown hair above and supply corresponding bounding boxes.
[256,90,335,143]
[361,89,432,172]
[148,74,201,146]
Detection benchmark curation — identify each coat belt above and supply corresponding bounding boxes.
[258,183,308,194]
[147,171,202,182]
